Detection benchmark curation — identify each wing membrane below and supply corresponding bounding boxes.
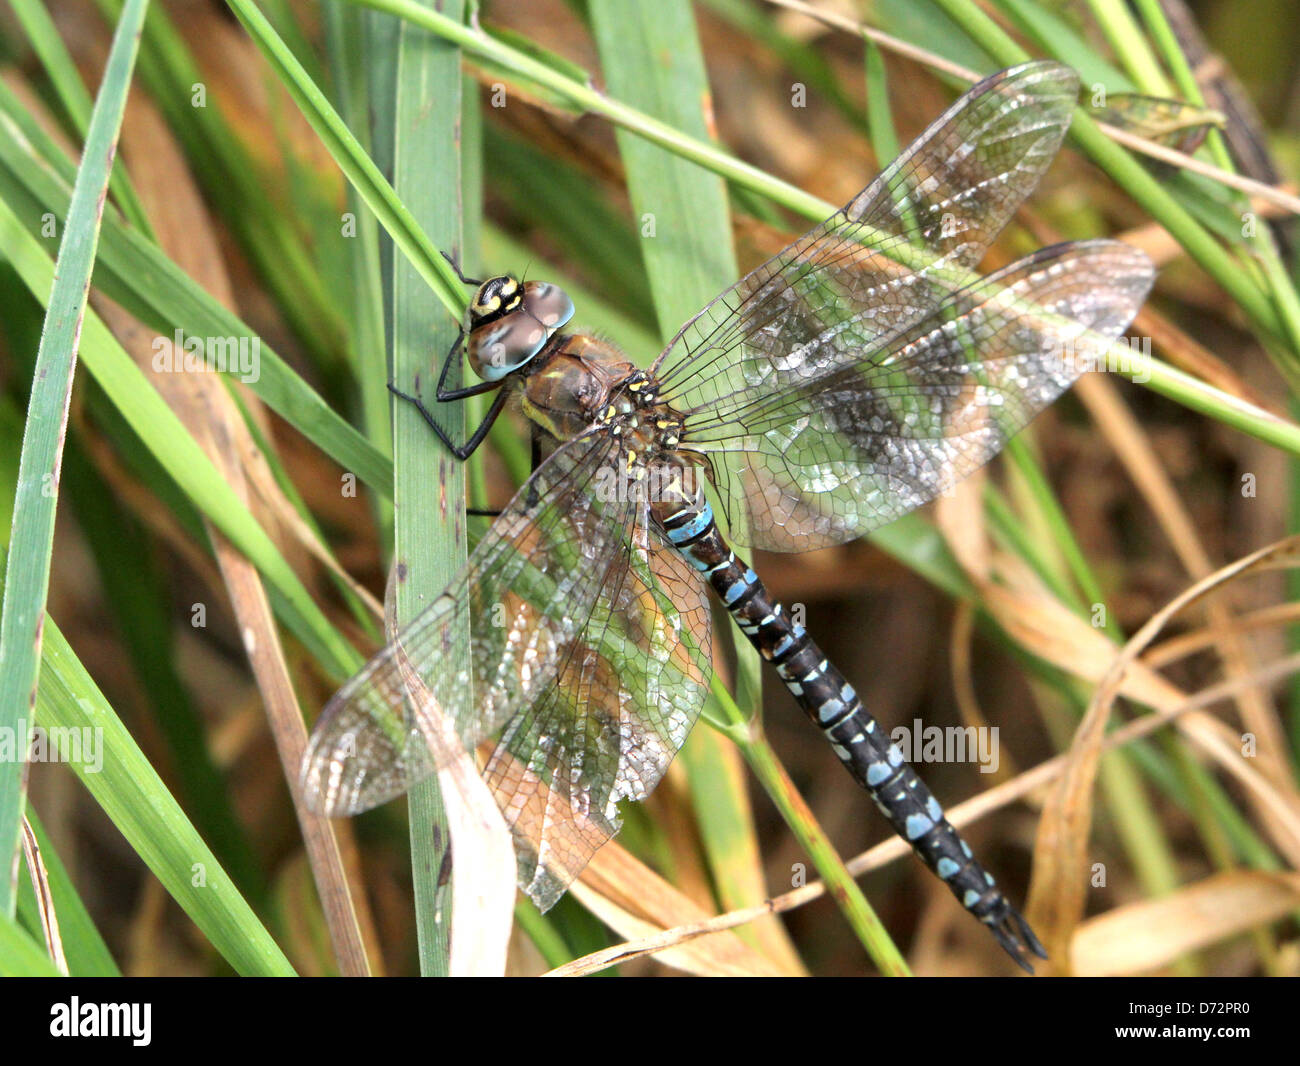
[301,434,711,905]
[685,241,1154,551]
[653,61,1081,419]
[483,504,711,909]
[301,434,630,816]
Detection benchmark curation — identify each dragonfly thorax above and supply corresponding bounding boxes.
[520,334,690,477]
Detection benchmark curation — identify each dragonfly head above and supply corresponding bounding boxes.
[467,277,576,381]
[469,274,524,324]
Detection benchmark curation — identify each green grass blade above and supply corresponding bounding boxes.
[7,0,155,236]
[36,613,294,975]
[225,0,466,325]
[863,40,901,168]
[96,0,346,365]
[386,0,467,977]
[17,808,119,976]
[0,911,59,975]
[0,79,393,496]
[323,0,396,517]
[0,195,359,681]
[0,0,147,918]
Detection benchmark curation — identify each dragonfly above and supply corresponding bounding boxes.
[301,60,1155,971]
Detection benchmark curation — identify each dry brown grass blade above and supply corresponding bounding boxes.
[557,841,790,976]
[20,815,66,974]
[1071,871,1300,976]
[948,601,1015,784]
[1027,532,1300,972]
[934,467,990,580]
[672,730,809,974]
[550,888,807,977]
[1077,372,1296,798]
[1174,713,1300,859]
[550,649,1300,974]
[92,78,380,976]
[979,570,1184,708]
[1146,601,1300,669]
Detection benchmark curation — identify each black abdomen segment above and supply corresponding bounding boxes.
[658,493,1046,971]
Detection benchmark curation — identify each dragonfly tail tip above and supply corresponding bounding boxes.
[989,907,1049,974]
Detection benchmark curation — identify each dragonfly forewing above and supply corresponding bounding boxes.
[653,61,1082,418]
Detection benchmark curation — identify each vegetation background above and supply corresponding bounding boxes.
[0,0,1298,976]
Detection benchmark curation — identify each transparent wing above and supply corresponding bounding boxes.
[301,434,711,907]
[483,497,711,909]
[652,61,1081,420]
[300,434,630,817]
[683,241,1154,551]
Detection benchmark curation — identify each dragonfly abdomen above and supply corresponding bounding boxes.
[656,490,1046,969]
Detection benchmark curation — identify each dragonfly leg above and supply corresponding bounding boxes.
[441,249,482,287]
[435,326,500,402]
[389,381,509,461]
[521,425,546,510]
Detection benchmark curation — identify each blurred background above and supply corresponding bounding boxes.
[1,0,1298,976]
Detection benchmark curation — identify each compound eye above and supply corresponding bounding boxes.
[469,316,547,381]
[522,281,575,329]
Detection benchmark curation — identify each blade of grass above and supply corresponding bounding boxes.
[0,0,147,918]
[385,0,467,977]
[323,0,394,538]
[35,610,295,975]
[224,0,466,325]
[7,0,155,236]
[0,194,359,680]
[0,911,59,975]
[0,409,117,974]
[863,39,901,169]
[16,808,118,975]
[1049,0,1171,94]
[95,0,346,365]
[0,79,393,494]
[1127,0,1300,380]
